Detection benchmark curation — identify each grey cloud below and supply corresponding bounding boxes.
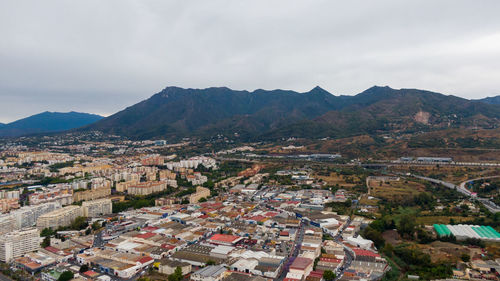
[1,0,500,122]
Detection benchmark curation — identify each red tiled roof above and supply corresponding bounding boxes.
[44,246,60,254]
[83,270,99,277]
[248,215,267,222]
[290,257,313,270]
[280,231,290,236]
[142,226,159,231]
[138,256,154,264]
[308,270,324,278]
[209,234,241,243]
[353,248,380,258]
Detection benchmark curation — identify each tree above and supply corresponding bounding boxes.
[461,253,470,262]
[382,243,394,257]
[41,228,55,237]
[362,227,384,248]
[397,214,416,239]
[168,267,183,281]
[91,221,101,231]
[58,271,74,281]
[41,236,51,248]
[79,264,89,273]
[69,216,88,230]
[206,260,216,266]
[323,270,336,281]
[198,197,207,203]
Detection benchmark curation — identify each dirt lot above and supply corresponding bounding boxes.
[419,241,482,263]
[382,230,402,245]
[315,172,364,189]
[415,215,476,225]
[367,177,425,201]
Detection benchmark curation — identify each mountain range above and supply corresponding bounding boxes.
[80,86,500,140]
[2,87,500,140]
[478,95,500,105]
[0,111,103,137]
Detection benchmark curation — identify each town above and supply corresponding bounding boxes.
[0,135,499,281]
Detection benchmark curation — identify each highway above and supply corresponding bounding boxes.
[411,174,500,213]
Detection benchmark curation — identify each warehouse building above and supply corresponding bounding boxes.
[434,224,500,241]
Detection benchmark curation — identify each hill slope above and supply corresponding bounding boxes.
[0,112,103,137]
[85,86,346,139]
[268,86,500,138]
[83,86,500,140]
[478,95,500,105]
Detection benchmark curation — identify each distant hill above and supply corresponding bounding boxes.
[84,86,346,139]
[0,111,103,137]
[268,86,500,138]
[80,86,500,140]
[478,95,500,105]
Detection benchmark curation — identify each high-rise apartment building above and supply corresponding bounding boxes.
[0,228,40,262]
[36,205,83,230]
[82,199,112,217]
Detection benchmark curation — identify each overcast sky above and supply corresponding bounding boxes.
[1,1,500,123]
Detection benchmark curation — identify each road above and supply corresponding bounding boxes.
[331,218,354,280]
[93,230,105,247]
[276,220,305,281]
[458,175,500,191]
[411,174,500,213]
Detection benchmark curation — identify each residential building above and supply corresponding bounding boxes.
[128,181,167,196]
[10,202,61,229]
[189,186,210,204]
[0,228,40,262]
[115,180,139,193]
[0,198,20,213]
[0,189,20,199]
[82,199,112,217]
[73,187,111,202]
[0,215,16,235]
[29,187,73,206]
[36,205,83,229]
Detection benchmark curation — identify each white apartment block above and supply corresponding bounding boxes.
[82,199,112,217]
[36,205,83,230]
[0,228,40,262]
[29,187,73,206]
[0,189,20,199]
[127,181,167,196]
[0,215,16,235]
[10,202,61,229]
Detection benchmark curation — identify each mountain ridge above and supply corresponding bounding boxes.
[478,95,500,105]
[81,85,500,140]
[0,111,103,137]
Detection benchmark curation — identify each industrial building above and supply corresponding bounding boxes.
[434,224,500,241]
